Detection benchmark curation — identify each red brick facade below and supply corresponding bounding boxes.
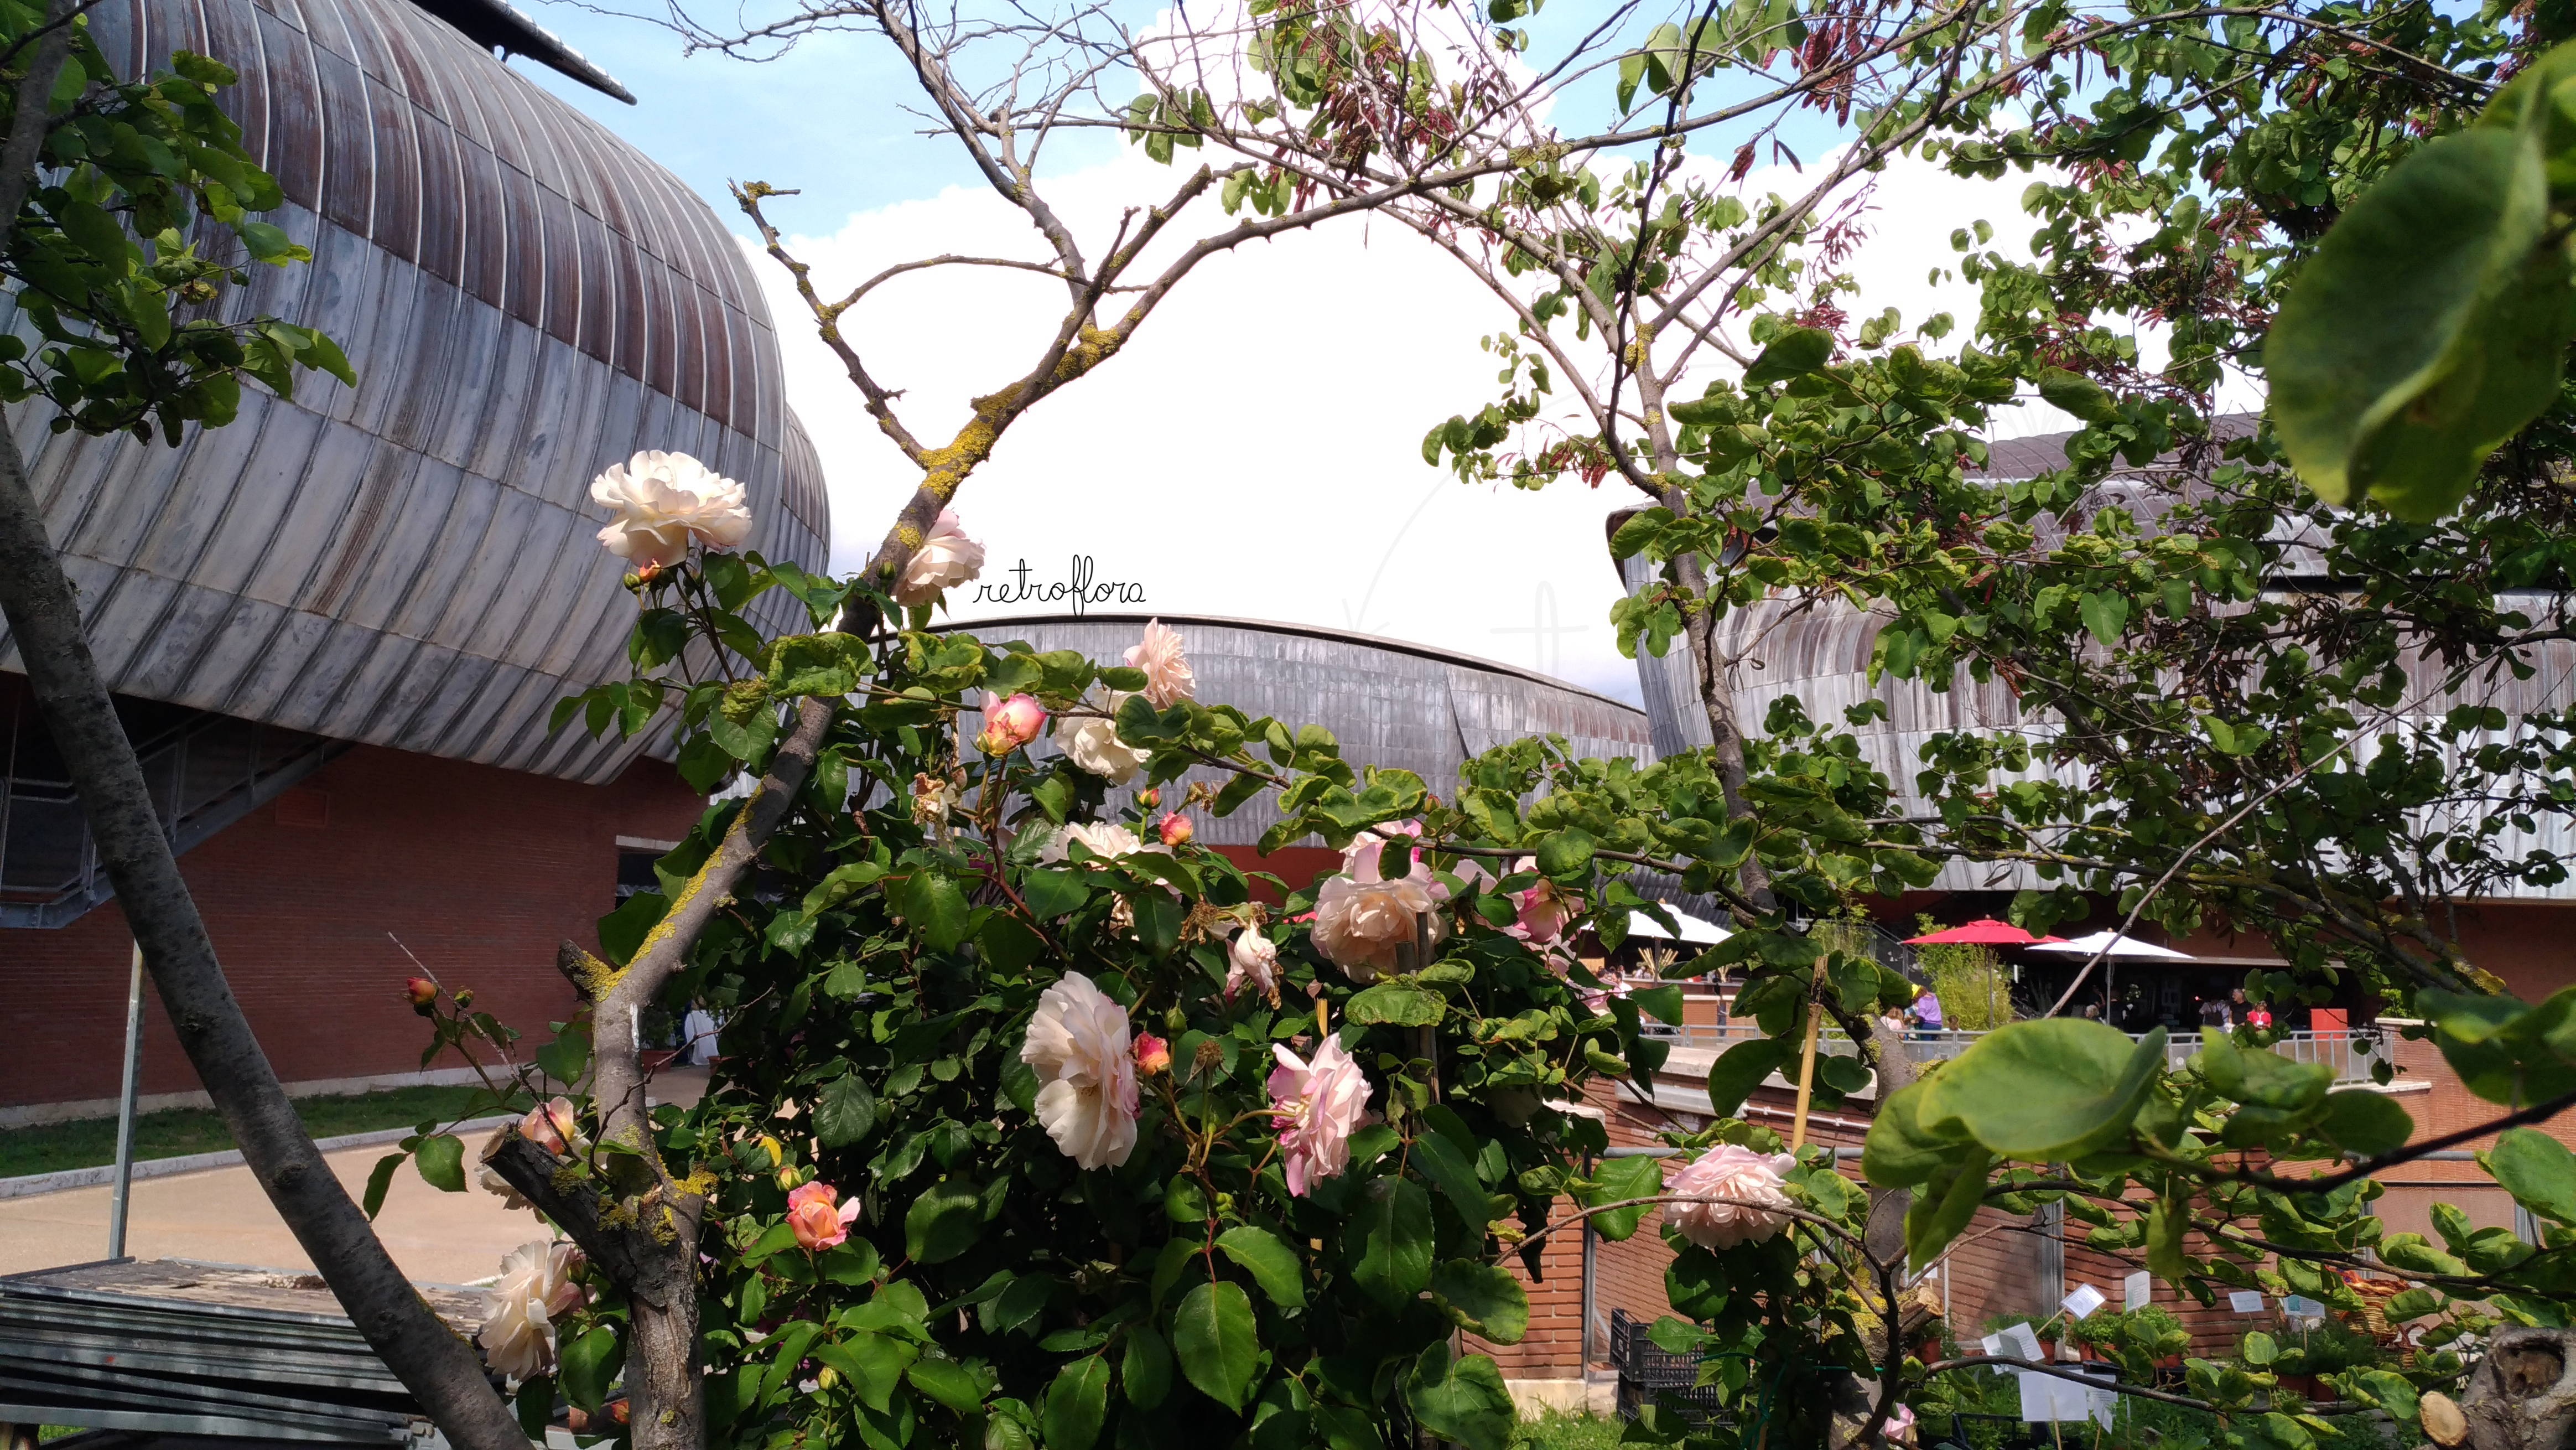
[1,744,703,1109]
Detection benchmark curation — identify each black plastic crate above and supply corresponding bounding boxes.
[1608,1309,1731,1425]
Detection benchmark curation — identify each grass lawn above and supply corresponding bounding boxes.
[0,1084,530,1180]
[1514,1412,1625,1450]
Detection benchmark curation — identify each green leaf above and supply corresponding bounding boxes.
[1914,1021,2165,1162]
[2146,1188,2190,1281]
[1041,1356,1110,1450]
[2355,1369,2419,1422]
[2242,1330,2277,1366]
[560,1325,622,1412]
[2078,591,2130,648]
[899,871,973,952]
[906,1356,986,1415]
[1171,1280,1260,1411]
[1410,1130,1495,1230]
[1404,1343,1514,1450]
[1121,1324,1172,1408]
[2267,127,2570,521]
[2492,1126,2576,1223]
[1708,1038,1795,1118]
[2315,1090,2413,1157]
[1347,982,1445,1026]
[515,1375,555,1438]
[1535,829,1597,877]
[361,1151,403,1220]
[1429,1260,1529,1343]
[2037,367,2120,424]
[1345,1175,1435,1306]
[2195,1029,2333,1112]
[1019,867,1090,920]
[816,1075,879,1148]
[596,890,668,966]
[1742,327,1834,387]
[412,1133,466,1193]
[1214,1226,1306,1309]
[1630,984,1684,1026]
[906,1177,983,1263]
[1580,1154,1664,1241]
[1903,1147,1992,1273]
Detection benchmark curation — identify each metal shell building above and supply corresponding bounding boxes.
[946,613,1654,888]
[0,0,830,1116]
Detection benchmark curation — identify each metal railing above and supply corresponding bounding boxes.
[1639,1021,2391,1084]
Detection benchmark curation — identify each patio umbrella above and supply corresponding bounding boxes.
[1901,918,2067,946]
[2025,931,2194,960]
[1627,909,1731,945]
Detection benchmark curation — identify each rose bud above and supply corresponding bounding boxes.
[404,977,437,1013]
[1134,1032,1172,1075]
[1138,788,1161,810]
[974,692,1048,756]
[1157,812,1194,847]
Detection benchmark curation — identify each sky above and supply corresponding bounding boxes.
[497,2,2095,706]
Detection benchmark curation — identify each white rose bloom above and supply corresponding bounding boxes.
[589,451,752,569]
[1124,619,1196,708]
[1666,1144,1799,1250]
[892,508,986,605]
[1055,692,1149,785]
[1038,821,1159,864]
[1310,836,1451,983]
[478,1241,585,1382]
[476,1127,528,1210]
[1021,973,1140,1169]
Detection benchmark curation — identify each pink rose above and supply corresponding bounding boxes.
[1158,812,1194,847]
[1134,1032,1172,1075]
[1268,1035,1372,1197]
[1310,830,1450,982]
[977,693,1048,755]
[521,1097,583,1157]
[1124,619,1196,708]
[786,1180,861,1252]
[1666,1143,1798,1250]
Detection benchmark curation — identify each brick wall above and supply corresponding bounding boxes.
[1,743,703,1108]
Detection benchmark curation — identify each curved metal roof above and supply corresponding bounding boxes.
[0,0,830,785]
[941,613,1654,848]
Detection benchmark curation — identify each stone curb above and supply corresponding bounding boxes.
[0,1115,517,1201]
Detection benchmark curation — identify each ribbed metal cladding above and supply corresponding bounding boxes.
[1614,500,2576,901]
[944,614,1654,848]
[0,0,830,784]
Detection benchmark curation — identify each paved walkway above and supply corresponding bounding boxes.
[0,1068,712,1286]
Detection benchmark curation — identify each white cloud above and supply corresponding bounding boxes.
[745,146,2135,708]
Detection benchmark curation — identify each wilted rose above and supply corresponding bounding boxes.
[589,451,752,569]
[1226,927,1279,1003]
[892,509,985,606]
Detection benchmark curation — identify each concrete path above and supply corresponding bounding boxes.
[0,1067,713,1286]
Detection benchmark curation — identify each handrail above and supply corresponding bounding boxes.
[1637,1022,2392,1084]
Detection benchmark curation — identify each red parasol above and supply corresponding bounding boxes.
[1901,918,2068,946]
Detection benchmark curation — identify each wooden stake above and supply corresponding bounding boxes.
[1790,954,1828,1152]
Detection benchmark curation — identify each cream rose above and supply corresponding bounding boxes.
[1124,619,1196,708]
[1309,833,1450,982]
[589,451,752,569]
[892,508,985,605]
[1226,926,1280,1002]
[1020,973,1140,1169]
[1037,821,1165,864]
[478,1240,586,1382]
[1666,1143,1798,1250]
[1055,693,1149,785]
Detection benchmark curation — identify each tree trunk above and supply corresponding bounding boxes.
[0,429,527,1450]
[2460,1328,2576,1450]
